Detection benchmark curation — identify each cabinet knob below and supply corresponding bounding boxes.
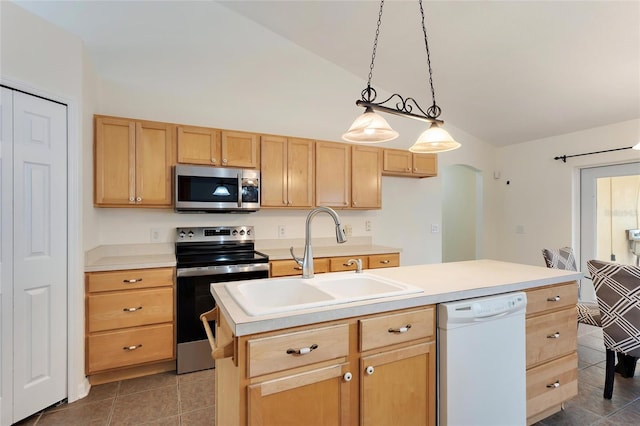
[136,196,142,202]
[211,158,217,164]
[343,372,353,382]
[407,167,411,171]
[222,159,228,165]
[365,366,375,375]
[353,201,357,207]
[129,197,134,202]
[413,168,418,172]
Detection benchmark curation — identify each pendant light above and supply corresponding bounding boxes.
[343,0,460,153]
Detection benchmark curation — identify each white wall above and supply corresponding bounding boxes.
[495,118,640,268]
[91,3,499,266]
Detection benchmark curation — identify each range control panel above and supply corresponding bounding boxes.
[176,226,254,243]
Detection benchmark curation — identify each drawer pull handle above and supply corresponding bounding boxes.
[380,260,390,264]
[388,324,412,334]
[286,344,318,355]
[123,344,142,351]
[294,266,302,270]
[123,278,143,284]
[547,296,560,302]
[547,331,560,339]
[546,380,560,389]
[123,306,143,312]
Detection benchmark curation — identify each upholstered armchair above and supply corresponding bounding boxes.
[542,247,601,326]
[587,259,640,399]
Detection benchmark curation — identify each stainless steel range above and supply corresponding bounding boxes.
[175,225,269,374]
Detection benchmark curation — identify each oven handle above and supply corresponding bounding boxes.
[176,262,270,277]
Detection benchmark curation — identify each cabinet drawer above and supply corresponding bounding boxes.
[87,323,174,373]
[526,307,577,367]
[270,258,330,277]
[330,256,369,272]
[87,287,173,332]
[360,307,435,352]
[247,324,349,378]
[526,352,578,419]
[367,253,400,269]
[87,267,174,293]
[526,282,577,316]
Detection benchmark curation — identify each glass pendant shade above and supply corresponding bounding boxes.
[342,107,399,143]
[409,122,461,153]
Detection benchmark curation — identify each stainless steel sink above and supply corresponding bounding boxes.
[225,273,423,316]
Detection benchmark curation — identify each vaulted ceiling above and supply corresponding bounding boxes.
[15,0,640,146]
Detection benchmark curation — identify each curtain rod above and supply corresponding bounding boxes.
[554,146,634,163]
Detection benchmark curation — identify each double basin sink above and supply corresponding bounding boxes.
[225,272,424,316]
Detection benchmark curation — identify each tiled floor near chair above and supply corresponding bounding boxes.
[15,324,640,425]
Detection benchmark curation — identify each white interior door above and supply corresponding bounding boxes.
[0,88,68,424]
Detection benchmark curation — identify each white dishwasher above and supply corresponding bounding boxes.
[438,292,527,426]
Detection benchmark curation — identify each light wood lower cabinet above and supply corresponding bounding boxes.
[85,267,175,382]
[270,253,399,277]
[216,306,436,426]
[525,282,579,424]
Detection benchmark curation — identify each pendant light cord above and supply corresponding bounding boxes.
[364,0,386,102]
[419,0,441,119]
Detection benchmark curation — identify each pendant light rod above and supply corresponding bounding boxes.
[356,99,444,125]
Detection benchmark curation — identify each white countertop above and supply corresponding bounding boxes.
[85,243,176,272]
[210,259,582,336]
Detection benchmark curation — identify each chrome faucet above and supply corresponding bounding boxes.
[290,206,347,278]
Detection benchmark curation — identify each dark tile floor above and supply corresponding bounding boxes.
[14,324,640,425]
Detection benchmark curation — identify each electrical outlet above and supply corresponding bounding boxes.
[344,224,353,237]
[430,224,440,234]
[150,228,161,242]
[278,225,286,238]
[365,220,372,232]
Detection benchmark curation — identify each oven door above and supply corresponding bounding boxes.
[175,267,268,374]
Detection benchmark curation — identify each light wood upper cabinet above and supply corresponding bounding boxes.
[315,141,351,208]
[261,135,314,208]
[94,116,174,207]
[352,145,382,209]
[382,148,437,178]
[176,125,220,165]
[176,127,258,168]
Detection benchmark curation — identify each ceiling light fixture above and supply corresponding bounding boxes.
[342,0,460,153]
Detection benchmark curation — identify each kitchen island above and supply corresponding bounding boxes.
[209,259,582,425]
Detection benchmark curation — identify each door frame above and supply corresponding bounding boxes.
[0,77,89,412]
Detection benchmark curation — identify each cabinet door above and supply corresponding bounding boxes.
[260,135,288,207]
[287,138,314,207]
[135,121,174,206]
[382,149,412,175]
[248,364,350,426]
[94,116,136,205]
[360,342,436,426]
[352,146,382,209]
[221,130,259,168]
[177,125,220,165]
[316,141,350,208]
[412,153,437,177]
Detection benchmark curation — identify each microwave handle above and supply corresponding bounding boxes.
[237,172,242,208]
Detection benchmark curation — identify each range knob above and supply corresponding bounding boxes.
[232,229,238,236]
[179,231,186,239]
[188,231,194,238]
[246,229,252,236]
[239,229,245,236]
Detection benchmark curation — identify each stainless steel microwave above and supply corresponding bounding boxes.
[174,165,260,212]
